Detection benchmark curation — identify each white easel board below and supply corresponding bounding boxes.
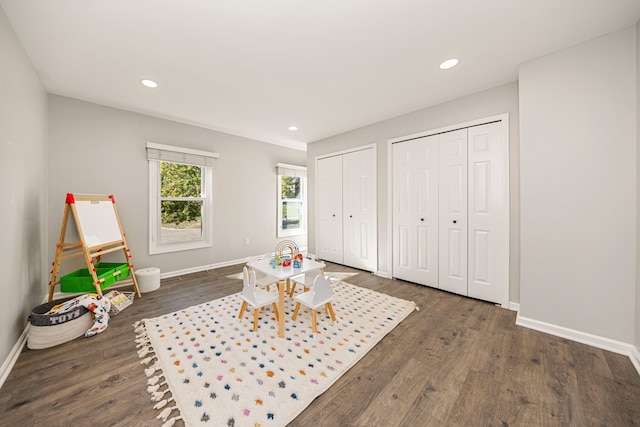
[73,198,124,248]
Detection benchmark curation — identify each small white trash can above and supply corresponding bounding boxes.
[136,267,161,293]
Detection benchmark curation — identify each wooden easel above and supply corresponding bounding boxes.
[48,193,141,302]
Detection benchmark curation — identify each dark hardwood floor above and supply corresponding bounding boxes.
[1,262,639,426]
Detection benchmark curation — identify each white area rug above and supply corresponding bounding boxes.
[134,280,416,426]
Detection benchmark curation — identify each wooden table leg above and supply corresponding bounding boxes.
[278,279,286,338]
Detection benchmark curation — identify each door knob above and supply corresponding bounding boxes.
[420,218,424,222]
[453,220,457,224]
[349,215,353,218]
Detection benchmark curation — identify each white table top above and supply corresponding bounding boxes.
[246,257,326,280]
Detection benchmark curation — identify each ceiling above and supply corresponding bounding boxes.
[2,1,640,150]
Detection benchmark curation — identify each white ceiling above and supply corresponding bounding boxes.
[2,1,640,150]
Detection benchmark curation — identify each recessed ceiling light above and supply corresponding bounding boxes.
[141,79,158,88]
[288,126,298,131]
[439,58,459,70]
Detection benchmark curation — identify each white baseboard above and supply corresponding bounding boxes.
[516,313,639,375]
[160,257,249,279]
[0,324,29,390]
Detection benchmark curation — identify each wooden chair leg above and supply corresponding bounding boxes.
[253,309,259,332]
[326,303,336,321]
[238,301,247,319]
[292,302,301,320]
[272,302,279,320]
[288,283,297,298]
[311,310,317,333]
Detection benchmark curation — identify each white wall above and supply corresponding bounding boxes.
[0,7,48,368]
[519,26,636,343]
[307,82,521,301]
[48,96,307,279]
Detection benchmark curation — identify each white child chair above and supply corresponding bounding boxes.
[291,274,336,333]
[246,254,279,291]
[288,254,320,297]
[238,267,279,332]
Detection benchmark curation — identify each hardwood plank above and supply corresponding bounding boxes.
[446,369,500,425]
[576,362,640,426]
[493,327,545,426]
[539,338,587,426]
[570,340,614,380]
[602,351,640,425]
[353,357,431,426]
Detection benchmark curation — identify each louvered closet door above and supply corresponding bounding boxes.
[392,136,439,286]
[343,149,377,272]
[317,155,343,264]
[438,128,468,296]
[467,122,503,303]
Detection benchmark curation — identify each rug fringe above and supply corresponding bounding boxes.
[151,390,168,402]
[157,405,179,421]
[147,375,162,386]
[134,319,184,427]
[140,356,155,365]
[153,396,174,410]
[144,362,160,376]
[147,381,167,393]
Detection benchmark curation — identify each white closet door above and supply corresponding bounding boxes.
[439,129,468,296]
[392,136,439,285]
[343,149,377,272]
[317,155,343,264]
[467,122,503,303]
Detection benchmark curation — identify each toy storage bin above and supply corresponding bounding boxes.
[60,266,115,293]
[136,267,160,293]
[60,262,130,293]
[27,296,93,349]
[94,262,131,282]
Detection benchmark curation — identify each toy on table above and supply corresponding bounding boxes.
[273,240,301,268]
[293,253,303,268]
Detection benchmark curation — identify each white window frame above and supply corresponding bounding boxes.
[147,142,217,254]
[276,163,307,238]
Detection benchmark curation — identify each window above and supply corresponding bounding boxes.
[276,163,306,238]
[147,142,218,254]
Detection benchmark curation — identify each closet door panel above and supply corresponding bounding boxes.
[393,142,414,278]
[439,129,468,295]
[392,136,438,285]
[317,155,343,264]
[343,149,377,272]
[467,122,503,303]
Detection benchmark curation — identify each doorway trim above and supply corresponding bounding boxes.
[386,113,510,307]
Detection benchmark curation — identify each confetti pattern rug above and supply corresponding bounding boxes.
[134,280,416,427]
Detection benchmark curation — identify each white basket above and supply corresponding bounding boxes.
[105,290,134,315]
